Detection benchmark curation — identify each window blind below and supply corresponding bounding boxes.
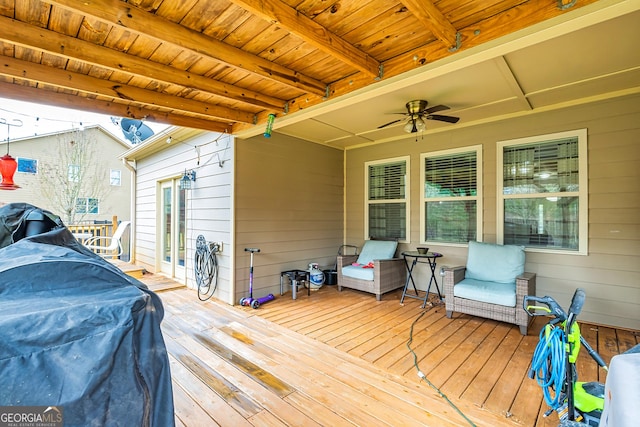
[424,151,477,198]
[368,162,405,200]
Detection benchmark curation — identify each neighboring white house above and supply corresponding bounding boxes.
[0,126,132,224]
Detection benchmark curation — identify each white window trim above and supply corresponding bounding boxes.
[76,197,100,215]
[110,169,122,186]
[420,145,483,247]
[496,129,588,255]
[68,164,80,182]
[364,156,410,243]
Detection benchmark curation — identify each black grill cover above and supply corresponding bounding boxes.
[0,204,174,426]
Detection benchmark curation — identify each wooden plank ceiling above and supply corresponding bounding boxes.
[0,0,599,136]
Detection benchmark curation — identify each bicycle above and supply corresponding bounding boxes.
[524,288,608,426]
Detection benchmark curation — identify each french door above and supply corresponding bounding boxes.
[159,179,186,281]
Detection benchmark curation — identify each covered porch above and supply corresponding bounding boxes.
[147,275,638,426]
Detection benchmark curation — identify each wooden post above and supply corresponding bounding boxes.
[110,215,118,258]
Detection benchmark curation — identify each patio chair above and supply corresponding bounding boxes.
[337,239,406,301]
[443,241,536,335]
[84,220,131,258]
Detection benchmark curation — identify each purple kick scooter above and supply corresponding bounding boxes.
[239,248,275,309]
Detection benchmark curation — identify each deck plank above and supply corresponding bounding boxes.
[140,276,635,427]
[440,322,512,399]
[168,353,255,426]
[461,327,524,405]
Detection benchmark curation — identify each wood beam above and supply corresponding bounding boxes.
[0,81,231,132]
[48,0,327,96]
[243,0,600,131]
[0,56,255,124]
[0,16,286,112]
[228,0,381,78]
[401,0,459,50]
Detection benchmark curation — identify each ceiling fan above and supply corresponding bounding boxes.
[378,100,460,133]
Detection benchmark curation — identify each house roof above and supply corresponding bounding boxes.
[2,125,132,150]
[1,0,638,149]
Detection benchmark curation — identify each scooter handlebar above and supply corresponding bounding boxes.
[568,288,586,316]
[245,248,261,253]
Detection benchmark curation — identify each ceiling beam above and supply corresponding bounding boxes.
[0,16,286,112]
[0,81,231,132]
[401,0,459,50]
[229,0,381,78]
[48,0,328,96]
[0,56,255,124]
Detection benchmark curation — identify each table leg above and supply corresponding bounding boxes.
[426,259,442,300]
[400,257,420,304]
[292,277,297,300]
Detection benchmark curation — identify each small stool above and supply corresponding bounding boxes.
[280,269,310,300]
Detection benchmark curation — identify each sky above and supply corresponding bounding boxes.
[0,97,169,144]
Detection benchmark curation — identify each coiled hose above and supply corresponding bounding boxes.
[530,325,567,409]
[195,235,219,301]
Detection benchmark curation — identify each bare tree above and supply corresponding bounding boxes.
[38,129,112,224]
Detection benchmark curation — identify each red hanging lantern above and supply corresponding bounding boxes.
[1,118,22,190]
[0,153,19,190]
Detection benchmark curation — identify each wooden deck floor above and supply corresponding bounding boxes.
[146,277,638,427]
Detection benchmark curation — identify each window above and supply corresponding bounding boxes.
[110,169,122,186]
[365,157,409,241]
[421,146,482,244]
[68,164,80,182]
[497,129,587,254]
[76,197,99,214]
[17,158,38,174]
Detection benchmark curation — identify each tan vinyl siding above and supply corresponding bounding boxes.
[345,93,640,330]
[234,133,344,303]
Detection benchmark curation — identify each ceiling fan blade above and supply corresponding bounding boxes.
[378,119,404,128]
[426,114,460,124]
[424,104,450,114]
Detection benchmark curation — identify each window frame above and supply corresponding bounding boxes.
[420,145,483,246]
[497,129,588,255]
[68,164,80,183]
[364,156,410,243]
[17,157,38,174]
[110,169,122,186]
[76,197,100,215]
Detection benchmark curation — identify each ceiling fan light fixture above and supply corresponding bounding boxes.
[403,116,426,133]
[379,99,459,134]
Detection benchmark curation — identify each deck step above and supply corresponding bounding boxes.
[107,259,146,279]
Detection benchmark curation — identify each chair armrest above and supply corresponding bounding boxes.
[444,266,466,283]
[516,272,536,332]
[443,266,466,296]
[516,272,536,297]
[337,255,358,270]
[84,236,113,247]
[373,258,405,276]
[374,257,403,265]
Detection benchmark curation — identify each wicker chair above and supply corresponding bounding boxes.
[337,240,406,301]
[443,241,536,335]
